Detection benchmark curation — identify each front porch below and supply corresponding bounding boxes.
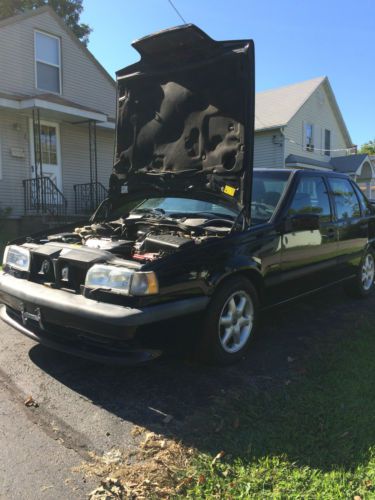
[0,91,114,219]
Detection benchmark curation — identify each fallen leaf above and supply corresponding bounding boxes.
[287,356,295,363]
[198,474,206,485]
[233,417,240,429]
[102,449,122,465]
[285,380,292,386]
[24,396,39,408]
[40,485,54,492]
[211,450,225,466]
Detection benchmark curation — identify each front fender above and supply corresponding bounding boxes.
[208,256,263,293]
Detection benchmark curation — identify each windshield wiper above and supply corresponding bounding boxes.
[132,207,166,218]
[168,211,235,220]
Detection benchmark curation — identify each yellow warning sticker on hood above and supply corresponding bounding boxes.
[223,185,236,197]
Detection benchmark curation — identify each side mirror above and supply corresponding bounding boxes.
[284,213,320,232]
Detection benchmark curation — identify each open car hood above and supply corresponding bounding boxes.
[110,25,255,217]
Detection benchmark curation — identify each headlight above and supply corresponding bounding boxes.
[85,264,159,296]
[3,245,31,272]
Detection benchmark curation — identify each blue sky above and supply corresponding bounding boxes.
[81,0,374,147]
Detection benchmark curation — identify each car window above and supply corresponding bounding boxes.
[251,171,290,224]
[288,176,331,222]
[352,182,373,216]
[328,178,361,220]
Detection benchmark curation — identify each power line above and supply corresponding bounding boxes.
[167,0,187,24]
[284,137,356,154]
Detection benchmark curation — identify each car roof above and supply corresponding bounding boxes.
[254,167,350,179]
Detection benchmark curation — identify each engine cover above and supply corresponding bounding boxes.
[144,234,194,253]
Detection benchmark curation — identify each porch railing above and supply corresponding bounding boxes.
[23,177,68,218]
[74,182,108,214]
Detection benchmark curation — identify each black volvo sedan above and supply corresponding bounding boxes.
[1,25,374,365]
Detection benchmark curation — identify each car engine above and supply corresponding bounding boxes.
[40,213,234,264]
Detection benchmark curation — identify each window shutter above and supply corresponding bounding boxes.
[302,121,305,150]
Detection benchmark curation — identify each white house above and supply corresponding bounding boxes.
[0,6,116,229]
[254,76,375,197]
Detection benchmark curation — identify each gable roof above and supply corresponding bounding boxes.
[285,153,371,176]
[330,154,369,174]
[0,6,115,88]
[255,76,325,131]
[255,76,352,147]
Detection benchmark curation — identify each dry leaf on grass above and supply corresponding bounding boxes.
[102,449,123,466]
[211,450,225,466]
[198,474,206,485]
[78,431,194,499]
[89,477,128,499]
[131,426,146,437]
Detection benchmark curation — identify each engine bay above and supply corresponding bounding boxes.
[41,211,236,264]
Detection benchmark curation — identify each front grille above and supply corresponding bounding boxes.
[30,253,88,292]
[30,254,56,284]
[55,259,88,292]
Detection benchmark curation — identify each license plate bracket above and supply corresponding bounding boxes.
[20,304,44,330]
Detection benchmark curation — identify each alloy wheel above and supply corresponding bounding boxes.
[218,290,254,353]
[362,253,375,291]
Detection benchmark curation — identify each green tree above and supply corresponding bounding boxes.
[359,139,375,155]
[0,0,91,45]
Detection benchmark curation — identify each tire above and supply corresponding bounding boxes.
[344,248,375,298]
[195,276,259,365]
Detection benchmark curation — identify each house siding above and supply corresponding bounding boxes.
[0,110,31,216]
[284,82,348,164]
[0,10,116,118]
[59,124,114,212]
[254,131,284,168]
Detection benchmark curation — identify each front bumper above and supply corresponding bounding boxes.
[0,272,209,364]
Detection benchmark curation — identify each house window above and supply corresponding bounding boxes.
[35,31,61,93]
[324,129,331,156]
[37,125,58,165]
[304,123,314,152]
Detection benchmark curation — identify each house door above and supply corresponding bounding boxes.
[29,120,63,191]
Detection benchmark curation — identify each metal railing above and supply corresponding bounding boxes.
[23,177,68,218]
[74,182,108,214]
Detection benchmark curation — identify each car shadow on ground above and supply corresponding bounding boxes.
[29,286,375,472]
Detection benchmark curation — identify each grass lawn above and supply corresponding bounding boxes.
[181,320,375,498]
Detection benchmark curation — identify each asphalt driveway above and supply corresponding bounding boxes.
[0,284,374,499]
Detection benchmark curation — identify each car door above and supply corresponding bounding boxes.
[327,177,368,279]
[278,173,340,299]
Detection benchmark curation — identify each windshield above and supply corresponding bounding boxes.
[101,172,290,224]
[251,171,291,225]
[131,197,238,218]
